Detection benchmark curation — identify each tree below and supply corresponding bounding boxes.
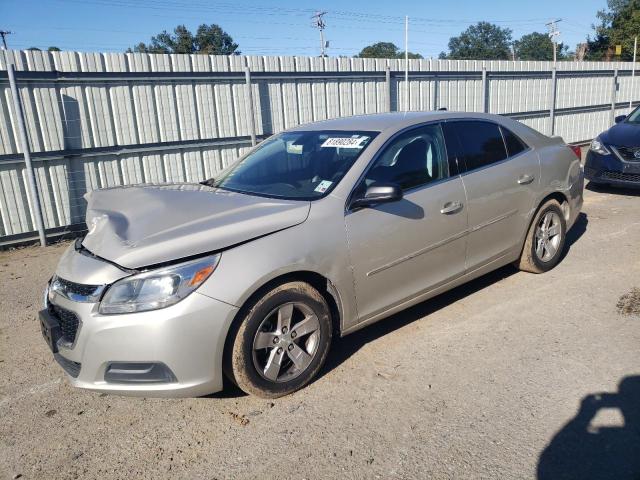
[440,22,512,60]
[515,32,568,60]
[129,24,240,55]
[356,41,422,59]
[587,0,640,60]
[26,46,61,52]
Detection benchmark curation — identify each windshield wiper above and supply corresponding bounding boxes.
[200,178,216,187]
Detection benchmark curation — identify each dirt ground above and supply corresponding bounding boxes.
[1,183,639,480]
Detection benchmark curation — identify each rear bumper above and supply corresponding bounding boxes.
[43,290,238,397]
[585,150,640,187]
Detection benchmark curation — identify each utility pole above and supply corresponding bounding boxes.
[404,15,409,111]
[511,43,516,62]
[0,30,12,50]
[546,19,562,66]
[0,30,47,246]
[631,36,637,110]
[311,11,327,57]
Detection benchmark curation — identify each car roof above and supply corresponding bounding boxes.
[286,111,512,134]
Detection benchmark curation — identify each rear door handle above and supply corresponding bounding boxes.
[517,174,535,185]
[440,201,463,215]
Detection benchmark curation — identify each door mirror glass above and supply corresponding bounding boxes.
[615,115,627,124]
[350,182,403,209]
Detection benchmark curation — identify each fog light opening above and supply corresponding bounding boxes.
[104,362,177,384]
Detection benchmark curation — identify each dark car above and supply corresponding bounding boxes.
[584,106,640,188]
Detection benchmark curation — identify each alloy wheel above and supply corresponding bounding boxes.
[535,211,562,262]
[252,302,321,383]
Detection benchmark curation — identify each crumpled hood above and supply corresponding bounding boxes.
[602,122,640,147]
[81,183,310,269]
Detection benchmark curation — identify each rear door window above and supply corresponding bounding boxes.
[447,121,508,172]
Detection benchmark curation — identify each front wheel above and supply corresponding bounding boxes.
[224,281,332,398]
[517,199,567,273]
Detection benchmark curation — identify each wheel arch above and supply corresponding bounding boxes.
[222,270,343,381]
[517,190,569,259]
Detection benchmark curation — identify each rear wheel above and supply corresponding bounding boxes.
[517,199,567,273]
[225,281,332,398]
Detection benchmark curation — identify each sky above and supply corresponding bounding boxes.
[1,0,608,57]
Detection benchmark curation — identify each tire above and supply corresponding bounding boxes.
[517,199,567,274]
[224,281,332,398]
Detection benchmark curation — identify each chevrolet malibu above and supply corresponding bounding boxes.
[40,112,584,398]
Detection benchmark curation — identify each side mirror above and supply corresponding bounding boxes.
[615,115,627,124]
[350,182,403,210]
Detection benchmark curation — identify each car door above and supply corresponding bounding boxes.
[344,123,468,322]
[443,120,540,271]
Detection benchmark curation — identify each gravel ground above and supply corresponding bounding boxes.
[1,183,639,480]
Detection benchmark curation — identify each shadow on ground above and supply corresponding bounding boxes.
[586,181,640,197]
[210,211,589,398]
[537,375,640,480]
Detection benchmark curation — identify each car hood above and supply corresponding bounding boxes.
[602,122,640,147]
[81,183,311,269]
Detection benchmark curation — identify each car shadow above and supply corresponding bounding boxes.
[537,375,640,480]
[561,212,588,260]
[318,264,517,381]
[207,213,588,399]
[586,181,640,197]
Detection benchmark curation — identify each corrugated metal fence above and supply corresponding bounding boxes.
[0,49,638,245]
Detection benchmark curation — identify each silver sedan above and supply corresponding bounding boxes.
[40,111,584,398]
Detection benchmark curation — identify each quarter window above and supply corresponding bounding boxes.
[450,121,508,171]
[501,126,528,157]
[363,124,449,191]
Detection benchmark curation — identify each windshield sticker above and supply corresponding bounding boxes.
[321,137,368,148]
[286,141,303,154]
[314,180,333,193]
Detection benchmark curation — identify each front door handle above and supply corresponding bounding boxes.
[440,201,463,215]
[517,174,535,185]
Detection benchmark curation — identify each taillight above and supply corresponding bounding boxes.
[569,144,582,160]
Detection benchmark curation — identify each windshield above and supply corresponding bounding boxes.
[626,107,640,123]
[209,130,377,200]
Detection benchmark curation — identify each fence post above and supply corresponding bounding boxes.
[385,66,392,112]
[549,67,557,136]
[481,66,488,113]
[244,66,257,147]
[432,75,439,110]
[5,53,47,246]
[611,69,619,125]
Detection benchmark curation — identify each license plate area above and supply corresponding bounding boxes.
[39,309,61,353]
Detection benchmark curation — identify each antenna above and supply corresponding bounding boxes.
[311,11,328,57]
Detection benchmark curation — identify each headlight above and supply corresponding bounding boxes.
[589,137,610,155]
[99,254,220,315]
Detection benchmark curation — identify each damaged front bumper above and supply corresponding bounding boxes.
[40,244,238,397]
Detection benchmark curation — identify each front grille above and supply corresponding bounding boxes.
[601,171,640,183]
[55,276,101,297]
[50,275,104,303]
[613,146,640,162]
[584,166,598,178]
[48,304,80,344]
